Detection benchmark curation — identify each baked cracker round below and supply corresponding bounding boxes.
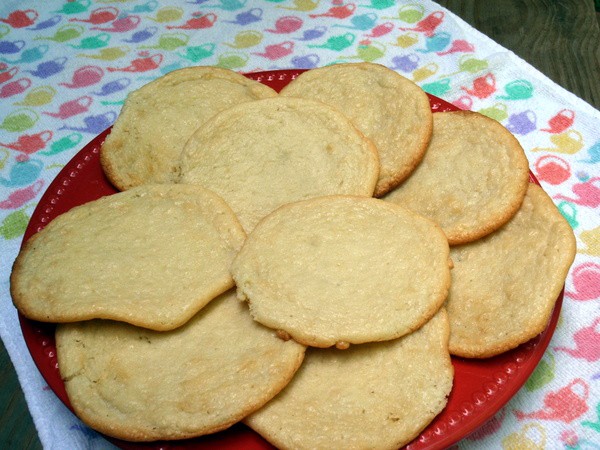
[280,62,433,197]
[100,66,277,190]
[231,195,451,348]
[11,184,246,331]
[178,96,380,232]
[383,111,530,245]
[245,309,453,450]
[56,290,306,442]
[447,183,576,358]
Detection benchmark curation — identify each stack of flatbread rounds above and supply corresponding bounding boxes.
[11,184,246,331]
[231,195,451,348]
[280,62,433,197]
[178,96,380,232]
[100,66,277,190]
[56,290,305,442]
[446,184,576,358]
[383,111,531,245]
[9,63,578,448]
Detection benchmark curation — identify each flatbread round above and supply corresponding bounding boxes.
[231,195,451,348]
[280,62,432,197]
[447,184,576,358]
[383,111,530,245]
[11,184,246,331]
[101,66,277,190]
[178,96,380,232]
[245,309,453,450]
[56,290,306,442]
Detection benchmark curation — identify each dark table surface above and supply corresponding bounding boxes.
[439,0,600,110]
[1,1,599,448]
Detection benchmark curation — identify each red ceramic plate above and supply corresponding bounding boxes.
[18,69,561,450]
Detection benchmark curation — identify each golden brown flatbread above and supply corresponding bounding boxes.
[101,66,277,190]
[231,195,451,348]
[11,184,245,331]
[280,62,433,197]
[245,309,453,450]
[446,184,576,358]
[178,96,380,232]
[56,290,306,441]
[384,111,530,245]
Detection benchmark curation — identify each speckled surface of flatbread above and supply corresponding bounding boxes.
[280,62,432,197]
[245,309,453,450]
[11,184,246,330]
[383,111,530,245]
[447,183,576,358]
[100,66,277,190]
[56,290,306,442]
[231,195,451,348]
[179,97,380,232]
